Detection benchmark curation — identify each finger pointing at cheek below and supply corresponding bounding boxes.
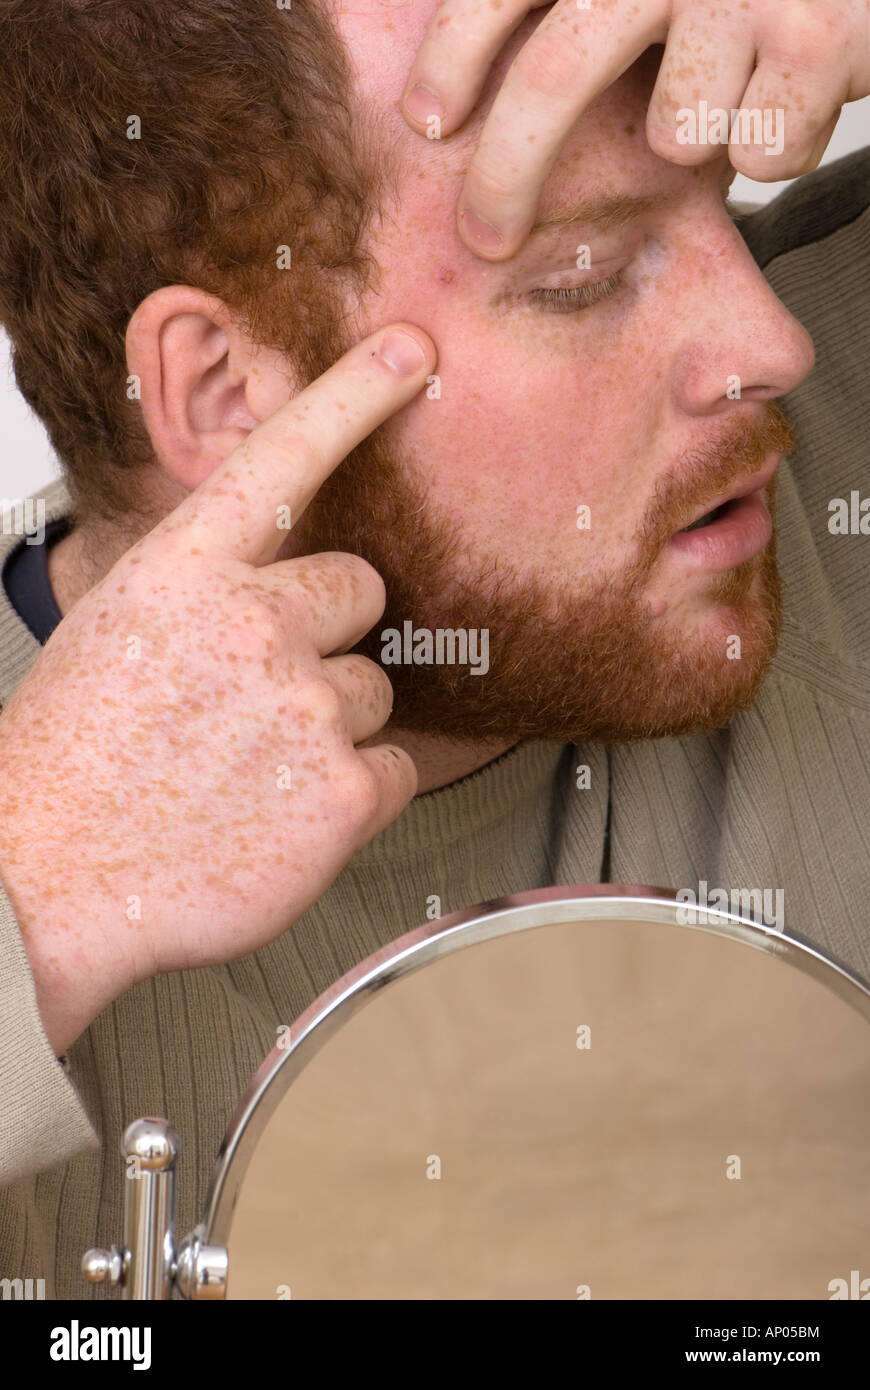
[152,324,436,568]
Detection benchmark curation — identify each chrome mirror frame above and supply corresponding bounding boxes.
[83,883,870,1299]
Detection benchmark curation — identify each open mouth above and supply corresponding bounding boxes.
[663,453,782,574]
[680,498,739,533]
[668,483,775,573]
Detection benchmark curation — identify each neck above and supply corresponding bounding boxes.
[46,526,97,617]
[46,526,515,794]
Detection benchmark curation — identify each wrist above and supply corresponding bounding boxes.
[0,844,130,1055]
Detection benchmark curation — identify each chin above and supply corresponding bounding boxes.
[626,564,783,740]
[361,544,782,747]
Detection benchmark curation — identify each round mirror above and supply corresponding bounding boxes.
[198,887,870,1300]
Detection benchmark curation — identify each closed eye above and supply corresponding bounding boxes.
[528,271,623,314]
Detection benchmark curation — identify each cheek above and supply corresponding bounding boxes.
[363,226,663,550]
[388,318,651,542]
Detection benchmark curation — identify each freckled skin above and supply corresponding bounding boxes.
[330,1,813,637]
[0,482,409,1055]
[0,0,822,1054]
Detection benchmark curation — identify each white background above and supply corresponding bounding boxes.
[1,98,868,499]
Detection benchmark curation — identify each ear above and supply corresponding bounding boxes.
[125,285,296,491]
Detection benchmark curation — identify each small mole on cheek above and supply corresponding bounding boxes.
[624,123,636,137]
[438,267,456,285]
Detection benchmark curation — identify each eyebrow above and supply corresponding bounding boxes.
[527,191,676,239]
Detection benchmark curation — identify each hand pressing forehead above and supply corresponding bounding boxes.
[396,0,870,258]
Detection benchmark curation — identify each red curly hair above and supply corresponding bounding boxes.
[0,0,391,530]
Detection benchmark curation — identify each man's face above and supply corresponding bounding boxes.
[288,2,814,744]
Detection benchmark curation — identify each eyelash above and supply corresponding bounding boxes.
[528,270,623,314]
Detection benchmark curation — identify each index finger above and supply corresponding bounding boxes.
[402,0,547,137]
[404,0,666,260]
[151,325,436,566]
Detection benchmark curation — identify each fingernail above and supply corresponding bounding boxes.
[379,331,426,376]
[459,207,503,253]
[404,82,444,125]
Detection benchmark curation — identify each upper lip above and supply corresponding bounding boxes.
[678,454,781,531]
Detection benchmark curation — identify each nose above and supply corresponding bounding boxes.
[667,217,815,417]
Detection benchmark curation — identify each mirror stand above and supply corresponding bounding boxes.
[81,1118,226,1301]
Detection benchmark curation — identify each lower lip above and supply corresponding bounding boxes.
[668,488,772,571]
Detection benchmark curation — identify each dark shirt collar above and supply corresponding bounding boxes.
[0,517,70,644]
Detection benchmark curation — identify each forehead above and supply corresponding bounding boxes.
[332,0,544,112]
[331,0,669,215]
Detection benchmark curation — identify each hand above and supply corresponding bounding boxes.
[0,324,436,1056]
[402,0,870,258]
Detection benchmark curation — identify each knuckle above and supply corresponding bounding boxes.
[341,759,381,822]
[795,10,848,63]
[272,581,315,636]
[126,523,212,574]
[227,594,286,656]
[512,29,581,101]
[119,532,176,582]
[305,677,344,728]
[766,12,846,78]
